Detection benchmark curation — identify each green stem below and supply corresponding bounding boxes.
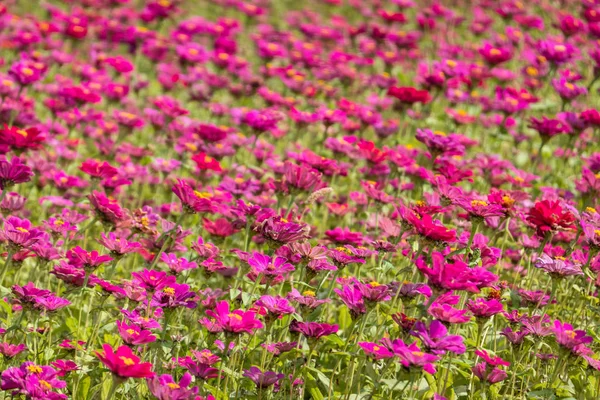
[105,376,120,400]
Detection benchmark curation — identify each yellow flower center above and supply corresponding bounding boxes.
[412,351,424,357]
[194,191,212,199]
[554,45,566,52]
[433,130,446,136]
[228,313,243,321]
[489,48,501,56]
[27,365,42,374]
[119,356,135,366]
[335,247,352,255]
[39,380,52,389]
[167,382,180,389]
[303,290,316,297]
[16,129,28,137]
[21,67,34,76]
[471,200,488,207]
[163,287,175,296]
[587,207,597,214]
[15,227,29,233]
[526,66,538,76]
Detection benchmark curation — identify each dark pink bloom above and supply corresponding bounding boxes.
[95,344,154,379]
[0,157,33,190]
[146,373,198,399]
[200,301,263,334]
[289,321,339,339]
[116,321,157,346]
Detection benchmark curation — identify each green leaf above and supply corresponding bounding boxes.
[527,389,556,399]
[308,366,331,388]
[229,288,241,301]
[241,291,252,307]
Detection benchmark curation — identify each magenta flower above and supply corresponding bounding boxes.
[358,342,394,360]
[0,343,26,358]
[243,366,285,388]
[455,197,505,220]
[247,252,295,277]
[34,296,71,313]
[172,179,216,214]
[257,216,309,246]
[334,285,367,318]
[289,321,339,339]
[553,320,593,351]
[467,298,504,318]
[410,320,466,355]
[387,339,439,374]
[117,320,157,346]
[200,301,263,335]
[0,157,33,190]
[66,246,112,272]
[150,283,197,309]
[80,159,118,180]
[428,303,472,324]
[283,161,324,193]
[177,357,220,380]
[88,191,127,225]
[472,362,508,384]
[416,252,497,293]
[415,128,465,159]
[146,373,198,400]
[534,254,583,278]
[95,344,154,379]
[132,269,177,293]
[2,217,43,249]
[98,232,141,257]
[255,295,295,319]
[1,362,66,398]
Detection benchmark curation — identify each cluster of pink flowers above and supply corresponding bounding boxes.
[0,0,599,399]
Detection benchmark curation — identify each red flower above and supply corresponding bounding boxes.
[407,213,456,243]
[387,86,430,104]
[581,109,600,127]
[80,159,118,179]
[0,126,45,152]
[191,153,222,172]
[95,344,154,379]
[527,200,576,237]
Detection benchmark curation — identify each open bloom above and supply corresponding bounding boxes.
[116,321,157,346]
[410,320,466,355]
[289,321,338,339]
[534,254,583,278]
[95,344,154,379]
[243,366,285,388]
[527,200,576,237]
[0,157,33,190]
[200,301,263,334]
[416,252,497,293]
[386,339,439,374]
[553,320,593,351]
[146,373,198,400]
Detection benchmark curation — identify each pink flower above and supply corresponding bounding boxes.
[200,301,263,334]
[0,157,33,190]
[95,344,154,379]
[553,320,593,351]
[116,321,157,346]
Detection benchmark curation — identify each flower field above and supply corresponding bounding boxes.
[0,0,600,399]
